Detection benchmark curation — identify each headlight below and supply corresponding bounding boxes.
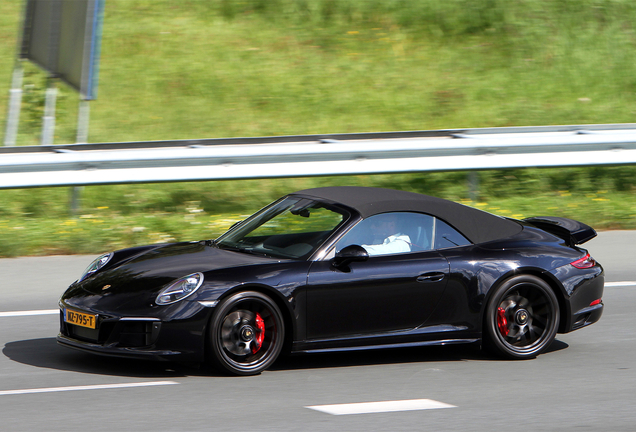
[156,272,204,305]
[79,252,113,282]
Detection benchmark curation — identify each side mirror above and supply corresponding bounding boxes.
[332,245,369,269]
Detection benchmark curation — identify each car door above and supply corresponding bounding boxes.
[305,212,450,340]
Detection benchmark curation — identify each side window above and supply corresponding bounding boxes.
[434,219,471,249]
[335,212,435,256]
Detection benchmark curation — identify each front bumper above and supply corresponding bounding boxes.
[57,305,211,362]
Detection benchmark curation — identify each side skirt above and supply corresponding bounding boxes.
[292,338,480,354]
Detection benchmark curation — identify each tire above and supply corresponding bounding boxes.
[484,275,559,359]
[208,291,285,375]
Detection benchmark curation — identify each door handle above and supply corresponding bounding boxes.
[417,272,445,283]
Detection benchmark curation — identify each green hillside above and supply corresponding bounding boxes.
[0,0,635,256]
[5,0,636,142]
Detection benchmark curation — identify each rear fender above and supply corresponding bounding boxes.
[481,268,570,334]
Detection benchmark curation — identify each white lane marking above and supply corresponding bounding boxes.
[306,399,456,415]
[0,381,179,396]
[605,281,636,287]
[0,309,58,317]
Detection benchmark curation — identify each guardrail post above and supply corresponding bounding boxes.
[69,187,83,216]
[468,171,479,201]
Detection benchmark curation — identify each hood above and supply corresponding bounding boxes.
[72,241,276,299]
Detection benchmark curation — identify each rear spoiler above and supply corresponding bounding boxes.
[523,216,597,246]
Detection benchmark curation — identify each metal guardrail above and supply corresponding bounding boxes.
[2,124,636,189]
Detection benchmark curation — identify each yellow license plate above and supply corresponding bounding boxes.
[65,309,97,329]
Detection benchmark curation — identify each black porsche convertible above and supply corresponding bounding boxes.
[58,187,604,375]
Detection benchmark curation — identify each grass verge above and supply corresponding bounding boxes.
[0,184,633,258]
[1,1,635,256]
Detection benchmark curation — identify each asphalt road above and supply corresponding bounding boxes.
[1,231,635,431]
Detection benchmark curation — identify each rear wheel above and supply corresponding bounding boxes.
[484,275,559,359]
[209,291,284,375]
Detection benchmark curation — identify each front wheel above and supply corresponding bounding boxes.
[484,275,559,359]
[208,291,285,375]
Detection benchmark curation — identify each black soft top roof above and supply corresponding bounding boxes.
[293,186,522,245]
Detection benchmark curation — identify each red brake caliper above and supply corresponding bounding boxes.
[251,313,265,354]
[497,307,509,337]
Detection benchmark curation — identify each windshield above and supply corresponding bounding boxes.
[216,197,349,259]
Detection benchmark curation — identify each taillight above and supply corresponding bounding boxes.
[571,253,596,269]
[590,299,602,306]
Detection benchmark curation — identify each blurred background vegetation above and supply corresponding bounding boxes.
[1,0,635,256]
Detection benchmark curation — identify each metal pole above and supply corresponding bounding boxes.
[5,0,29,147]
[76,100,90,143]
[3,64,24,146]
[41,77,57,145]
[71,99,90,215]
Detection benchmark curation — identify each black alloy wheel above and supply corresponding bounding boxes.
[209,291,285,375]
[484,275,560,359]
